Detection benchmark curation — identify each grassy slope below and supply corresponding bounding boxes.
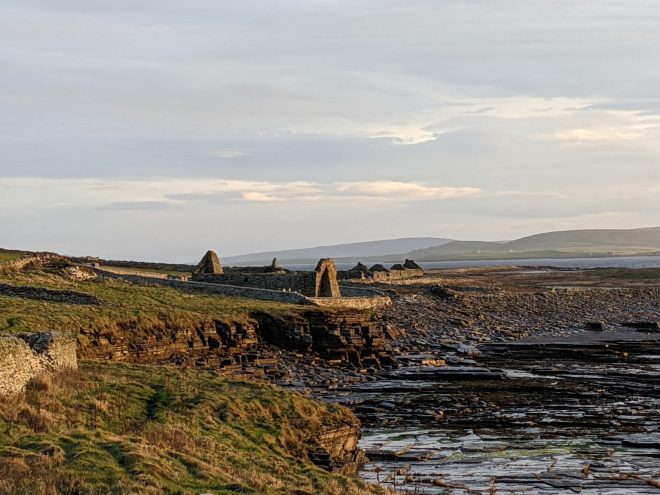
[0,252,24,263]
[0,362,388,495]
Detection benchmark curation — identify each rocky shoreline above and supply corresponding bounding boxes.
[275,268,660,493]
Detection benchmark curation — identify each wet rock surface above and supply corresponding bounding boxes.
[308,332,660,493]
[278,268,660,493]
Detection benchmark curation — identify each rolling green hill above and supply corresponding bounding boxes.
[389,226,660,262]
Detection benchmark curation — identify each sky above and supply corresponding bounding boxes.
[2,0,660,261]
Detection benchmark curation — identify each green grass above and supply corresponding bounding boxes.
[0,362,388,495]
[0,266,304,340]
[0,252,24,263]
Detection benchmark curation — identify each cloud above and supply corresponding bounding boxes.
[211,150,250,159]
[553,127,645,142]
[241,191,281,202]
[335,181,481,199]
[0,177,482,210]
[98,200,177,210]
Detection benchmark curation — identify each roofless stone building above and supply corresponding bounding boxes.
[191,251,341,298]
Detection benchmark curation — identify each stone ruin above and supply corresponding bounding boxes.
[339,258,424,282]
[191,251,342,298]
[314,258,341,298]
[0,331,77,396]
[193,250,223,275]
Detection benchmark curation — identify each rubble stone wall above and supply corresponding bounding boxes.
[308,296,392,310]
[371,268,424,281]
[339,268,424,282]
[0,332,77,396]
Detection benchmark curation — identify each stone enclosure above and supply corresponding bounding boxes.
[192,255,342,298]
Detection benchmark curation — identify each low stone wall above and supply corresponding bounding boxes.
[372,268,424,281]
[0,283,100,305]
[308,296,392,310]
[338,268,424,282]
[0,332,77,396]
[93,268,310,304]
[0,255,56,274]
[340,285,389,298]
[70,257,193,273]
[194,272,319,296]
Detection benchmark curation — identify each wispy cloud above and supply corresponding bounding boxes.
[241,191,281,202]
[0,177,481,209]
[98,200,177,210]
[211,150,251,159]
[336,181,481,199]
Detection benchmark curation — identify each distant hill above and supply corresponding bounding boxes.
[392,227,660,262]
[222,237,453,265]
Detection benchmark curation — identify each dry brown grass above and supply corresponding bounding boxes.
[0,362,392,495]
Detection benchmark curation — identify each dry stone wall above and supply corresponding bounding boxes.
[0,332,77,396]
[0,283,100,305]
[193,272,319,296]
[0,254,57,274]
[93,268,310,304]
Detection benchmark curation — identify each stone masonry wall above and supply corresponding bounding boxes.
[193,272,320,296]
[92,268,392,310]
[193,259,341,298]
[338,268,424,282]
[0,332,77,396]
[93,269,310,304]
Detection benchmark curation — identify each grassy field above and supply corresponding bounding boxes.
[0,362,389,495]
[0,266,303,336]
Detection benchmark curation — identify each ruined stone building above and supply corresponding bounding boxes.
[191,251,342,298]
[338,259,424,282]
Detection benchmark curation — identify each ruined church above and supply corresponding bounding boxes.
[192,250,341,298]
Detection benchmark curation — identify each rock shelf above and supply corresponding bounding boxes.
[312,333,660,494]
